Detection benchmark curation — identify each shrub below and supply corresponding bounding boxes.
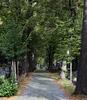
[0,77,18,97]
[0,76,4,85]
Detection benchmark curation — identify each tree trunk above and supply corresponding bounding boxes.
[27,47,36,72]
[70,62,72,82]
[75,0,87,94]
[16,61,19,82]
[47,45,55,71]
[61,61,67,79]
[11,60,17,82]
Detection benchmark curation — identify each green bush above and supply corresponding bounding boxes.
[0,76,4,85]
[0,77,18,97]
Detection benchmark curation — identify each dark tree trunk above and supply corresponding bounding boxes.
[72,56,79,71]
[47,45,55,71]
[27,46,36,72]
[18,55,29,75]
[24,0,36,72]
[75,0,87,95]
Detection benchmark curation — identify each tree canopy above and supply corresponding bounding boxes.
[0,0,83,72]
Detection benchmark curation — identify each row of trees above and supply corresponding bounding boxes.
[0,0,87,95]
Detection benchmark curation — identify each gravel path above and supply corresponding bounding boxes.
[17,73,69,100]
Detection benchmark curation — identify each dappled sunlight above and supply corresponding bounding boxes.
[16,96,49,100]
[21,73,69,100]
[16,95,68,100]
[29,82,48,91]
[36,77,53,81]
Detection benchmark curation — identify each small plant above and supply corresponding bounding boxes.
[0,77,18,97]
[0,76,4,85]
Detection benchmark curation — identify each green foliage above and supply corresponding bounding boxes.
[44,0,83,63]
[0,76,4,85]
[0,77,18,97]
[0,0,83,66]
[0,18,25,59]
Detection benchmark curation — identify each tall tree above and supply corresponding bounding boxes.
[75,0,87,94]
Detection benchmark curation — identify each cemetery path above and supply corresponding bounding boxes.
[0,73,69,100]
[17,73,69,100]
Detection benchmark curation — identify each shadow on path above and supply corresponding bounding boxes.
[17,73,69,100]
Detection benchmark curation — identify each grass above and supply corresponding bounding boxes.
[49,73,75,94]
[62,79,75,94]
